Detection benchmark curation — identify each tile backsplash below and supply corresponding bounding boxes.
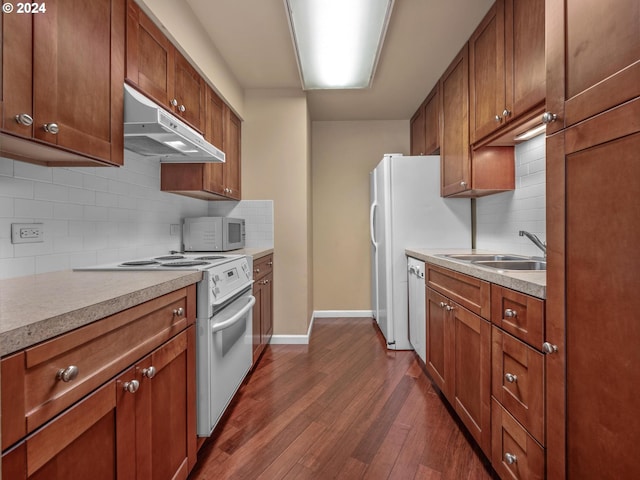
[475,134,546,256]
[0,153,209,279]
[208,200,274,248]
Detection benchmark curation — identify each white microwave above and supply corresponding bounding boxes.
[182,217,245,252]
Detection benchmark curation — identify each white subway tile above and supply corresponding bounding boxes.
[36,254,71,274]
[35,182,70,202]
[15,198,54,218]
[69,187,96,205]
[0,157,14,177]
[14,161,53,183]
[54,203,84,220]
[0,176,34,199]
[52,168,84,188]
[0,257,35,279]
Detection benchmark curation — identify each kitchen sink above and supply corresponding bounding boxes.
[443,254,528,262]
[473,260,546,271]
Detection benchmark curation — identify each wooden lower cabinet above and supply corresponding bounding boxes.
[426,281,491,455]
[1,287,197,480]
[252,254,274,365]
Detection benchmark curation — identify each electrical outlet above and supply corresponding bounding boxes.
[11,223,44,244]
[170,224,181,236]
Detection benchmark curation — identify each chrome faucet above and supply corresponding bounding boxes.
[519,230,546,257]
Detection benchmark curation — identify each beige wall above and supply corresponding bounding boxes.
[139,0,244,117]
[312,120,409,311]
[242,89,313,335]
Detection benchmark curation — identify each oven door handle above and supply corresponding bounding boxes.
[211,296,256,334]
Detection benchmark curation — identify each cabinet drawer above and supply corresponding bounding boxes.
[253,254,273,282]
[491,398,544,480]
[492,327,544,444]
[426,263,490,319]
[491,284,544,349]
[2,288,191,448]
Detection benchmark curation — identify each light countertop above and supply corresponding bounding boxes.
[0,270,202,356]
[406,248,546,299]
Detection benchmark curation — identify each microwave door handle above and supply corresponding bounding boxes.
[211,296,256,334]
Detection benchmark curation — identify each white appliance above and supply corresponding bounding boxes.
[408,257,426,363]
[75,253,254,436]
[183,216,246,252]
[123,84,225,163]
[369,154,471,350]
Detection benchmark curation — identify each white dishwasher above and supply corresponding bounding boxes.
[407,257,426,363]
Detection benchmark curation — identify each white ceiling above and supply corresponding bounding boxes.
[185,0,494,121]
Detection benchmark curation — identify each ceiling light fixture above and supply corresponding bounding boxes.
[284,0,395,90]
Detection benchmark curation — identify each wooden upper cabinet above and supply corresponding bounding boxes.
[470,0,545,145]
[440,44,470,196]
[411,84,440,156]
[125,0,204,132]
[204,85,224,149]
[222,106,242,199]
[410,103,426,155]
[546,0,639,134]
[1,0,124,167]
[469,1,505,144]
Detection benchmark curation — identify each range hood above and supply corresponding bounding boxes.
[123,84,225,163]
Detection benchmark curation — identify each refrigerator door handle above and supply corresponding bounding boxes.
[369,202,378,247]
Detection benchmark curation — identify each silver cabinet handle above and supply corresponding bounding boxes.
[123,379,140,393]
[445,305,454,311]
[504,308,517,318]
[505,373,518,383]
[543,342,558,354]
[142,366,156,379]
[15,113,34,126]
[178,105,186,113]
[541,112,557,124]
[460,181,467,187]
[502,109,511,118]
[43,123,59,134]
[170,98,178,107]
[504,452,517,465]
[173,307,184,317]
[439,301,447,308]
[267,261,273,266]
[57,365,79,382]
[495,114,502,123]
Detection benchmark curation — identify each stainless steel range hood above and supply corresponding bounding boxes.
[123,84,225,163]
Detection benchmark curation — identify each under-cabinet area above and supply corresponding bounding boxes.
[407,249,546,480]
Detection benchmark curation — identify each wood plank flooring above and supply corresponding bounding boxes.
[189,318,498,480]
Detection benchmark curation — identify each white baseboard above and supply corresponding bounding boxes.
[312,310,373,318]
[268,310,373,345]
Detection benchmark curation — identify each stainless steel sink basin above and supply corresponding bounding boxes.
[473,260,546,271]
[443,254,528,262]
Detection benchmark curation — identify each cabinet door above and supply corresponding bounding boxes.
[452,304,491,454]
[469,1,505,143]
[505,0,545,120]
[252,281,263,364]
[261,273,273,344]
[546,0,640,134]
[126,0,175,110]
[33,0,124,165]
[423,84,440,155]
[1,11,32,137]
[202,86,226,197]
[223,106,242,199]
[440,44,470,197]
[174,53,205,132]
[425,287,454,399]
[410,103,426,155]
[135,328,196,480]
[9,382,119,480]
[546,98,640,479]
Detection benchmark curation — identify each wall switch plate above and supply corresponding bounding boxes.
[11,223,44,244]
[170,224,181,236]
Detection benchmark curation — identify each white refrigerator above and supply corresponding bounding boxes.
[369,154,471,350]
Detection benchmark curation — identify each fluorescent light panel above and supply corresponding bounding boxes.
[515,124,547,141]
[285,0,394,90]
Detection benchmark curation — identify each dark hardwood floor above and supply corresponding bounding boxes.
[189,318,497,480]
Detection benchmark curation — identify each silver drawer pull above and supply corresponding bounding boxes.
[123,380,140,393]
[173,307,184,317]
[504,452,517,465]
[505,373,518,383]
[504,308,517,318]
[57,365,79,382]
[142,366,156,379]
[43,122,59,134]
[267,261,273,266]
[15,113,34,126]
[445,304,454,311]
[543,342,558,354]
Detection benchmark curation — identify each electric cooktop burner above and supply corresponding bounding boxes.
[154,255,185,261]
[120,260,160,266]
[195,256,227,261]
[162,260,211,267]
